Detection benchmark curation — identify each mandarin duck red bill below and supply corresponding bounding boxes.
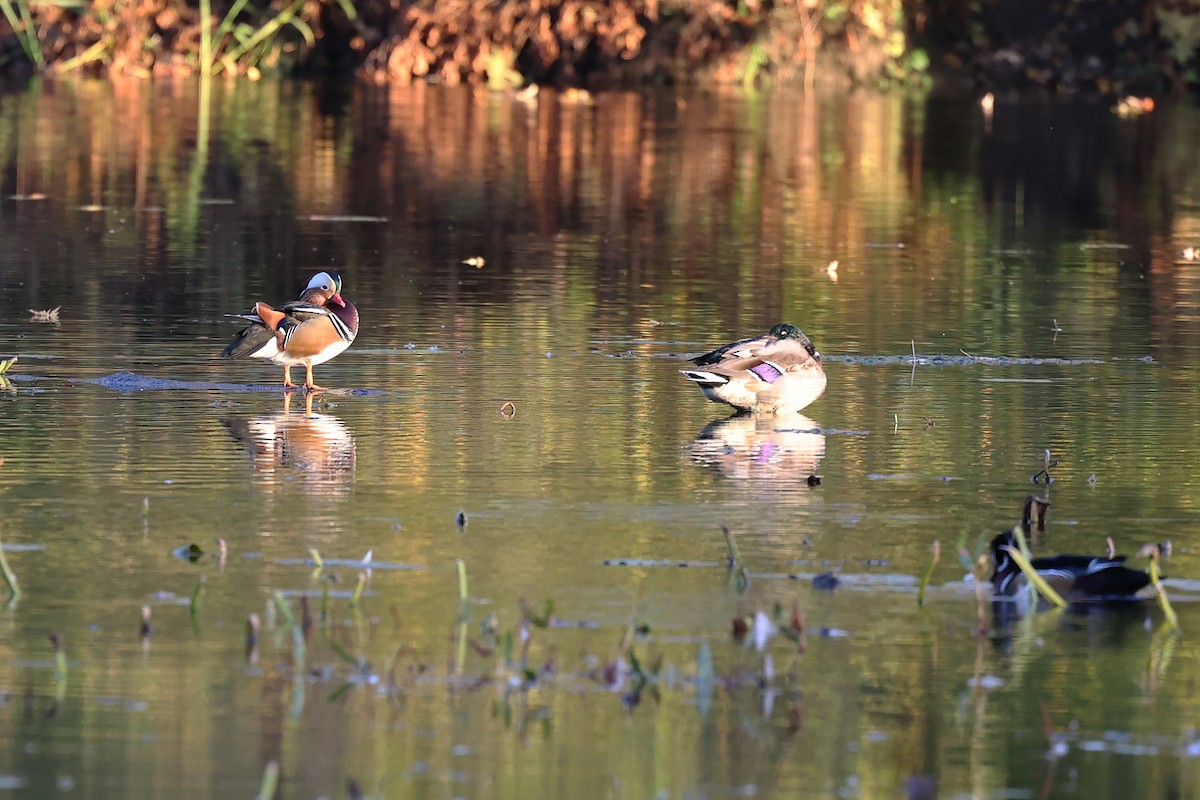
[221,271,359,392]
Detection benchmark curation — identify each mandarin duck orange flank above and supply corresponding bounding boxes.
[681,323,827,415]
[222,271,358,392]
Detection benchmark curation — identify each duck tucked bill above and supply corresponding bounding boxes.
[680,323,827,415]
[989,496,1153,600]
[221,271,359,392]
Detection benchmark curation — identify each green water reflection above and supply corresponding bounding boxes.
[0,79,1198,798]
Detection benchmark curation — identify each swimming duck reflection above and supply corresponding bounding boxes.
[688,414,825,494]
[221,392,356,493]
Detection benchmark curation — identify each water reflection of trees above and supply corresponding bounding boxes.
[2,81,1199,506]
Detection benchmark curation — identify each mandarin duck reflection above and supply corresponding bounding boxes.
[221,392,356,493]
[222,271,358,392]
[681,323,827,415]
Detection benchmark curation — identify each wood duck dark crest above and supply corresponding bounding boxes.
[989,496,1152,600]
[680,323,827,415]
[222,271,359,393]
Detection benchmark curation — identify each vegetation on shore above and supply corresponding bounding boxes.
[0,0,1197,92]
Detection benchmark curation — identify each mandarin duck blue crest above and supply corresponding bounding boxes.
[681,323,827,415]
[221,271,358,392]
[989,496,1153,600]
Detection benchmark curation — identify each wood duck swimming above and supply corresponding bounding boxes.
[680,323,827,415]
[221,271,359,392]
[990,496,1153,600]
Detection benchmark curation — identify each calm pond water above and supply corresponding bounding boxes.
[1,78,1200,798]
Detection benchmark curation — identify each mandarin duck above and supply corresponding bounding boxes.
[989,496,1153,600]
[221,271,358,392]
[681,323,827,415]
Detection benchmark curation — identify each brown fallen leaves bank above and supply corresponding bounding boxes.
[0,0,913,87]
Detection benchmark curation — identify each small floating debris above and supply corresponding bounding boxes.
[1183,247,1197,261]
[812,573,840,591]
[276,556,423,571]
[299,214,388,223]
[499,401,516,419]
[980,92,995,117]
[0,356,15,376]
[826,260,839,282]
[818,627,850,638]
[966,674,1005,689]
[8,193,46,201]
[139,606,153,638]
[462,256,486,268]
[198,198,235,205]
[1113,95,1155,117]
[1079,241,1132,250]
[170,543,205,563]
[455,510,467,528]
[601,558,723,568]
[77,205,107,212]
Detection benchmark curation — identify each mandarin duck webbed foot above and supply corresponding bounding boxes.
[222,271,359,393]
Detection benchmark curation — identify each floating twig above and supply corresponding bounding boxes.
[1031,449,1058,485]
[721,526,742,566]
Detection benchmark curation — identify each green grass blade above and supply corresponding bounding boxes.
[1150,558,1180,633]
[222,0,305,66]
[0,538,20,598]
[255,760,279,800]
[15,0,41,66]
[1002,544,1067,608]
[917,540,940,606]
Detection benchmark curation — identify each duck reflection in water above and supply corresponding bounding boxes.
[222,391,356,493]
[689,414,825,496]
[988,496,1156,634]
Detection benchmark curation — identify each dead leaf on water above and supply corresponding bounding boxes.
[28,307,61,322]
